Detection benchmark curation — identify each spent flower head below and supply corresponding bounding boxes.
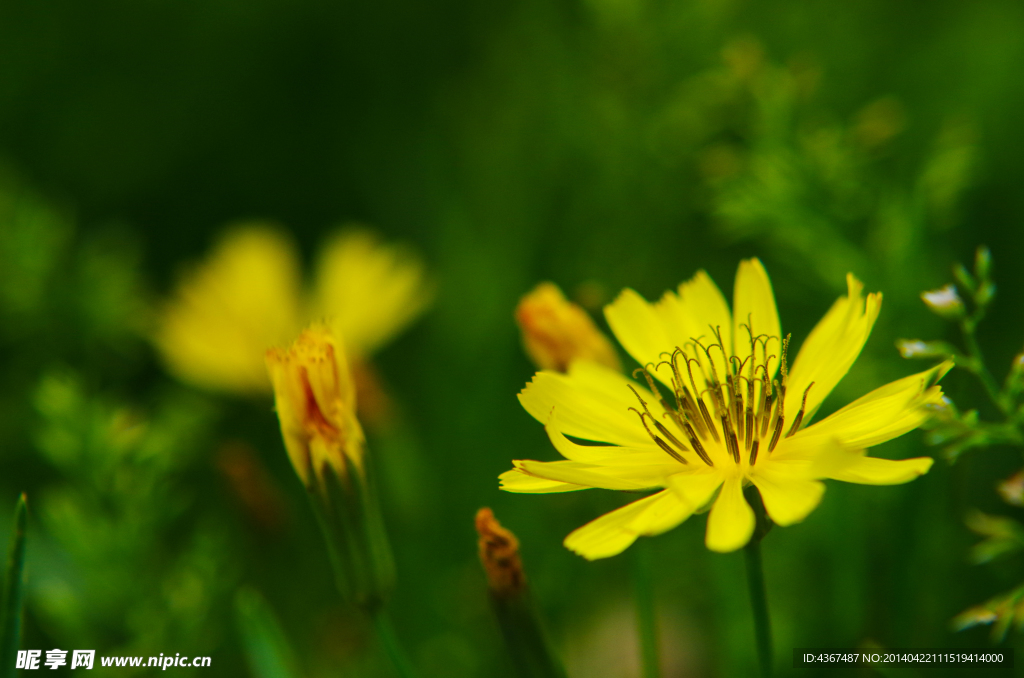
[502,259,947,558]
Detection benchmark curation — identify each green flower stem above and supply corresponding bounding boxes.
[490,592,567,678]
[744,487,773,678]
[632,540,660,678]
[961,320,1009,416]
[370,609,419,678]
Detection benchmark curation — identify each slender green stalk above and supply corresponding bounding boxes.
[490,593,567,678]
[743,487,773,678]
[0,494,28,678]
[632,541,660,678]
[961,322,1007,415]
[371,610,419,678]
[744,538,772,678]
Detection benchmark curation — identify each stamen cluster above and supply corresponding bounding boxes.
[629,325,814,468]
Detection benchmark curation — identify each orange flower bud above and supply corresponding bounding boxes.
[515,282,620,373]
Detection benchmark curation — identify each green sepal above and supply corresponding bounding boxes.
[309,460,395,613]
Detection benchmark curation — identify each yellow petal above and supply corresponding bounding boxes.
[811,445,934,485]
[705,474,755,552]
[564,490,691,559]
[513,459,671,491]
[785,274,882,425]
[667,469,724,511]
[311,228,433,358]
[732,259,781,376]
[156,225,302,394]
[604,288,674,377]
[784,361,951,452]
[518,364,655,447]
[499,468,588,493]
[751,467,825,526]
[544,417,674,466]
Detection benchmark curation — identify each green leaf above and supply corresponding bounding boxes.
[965,510,1024,564]
[0,494,27,678]
[952,583,1024,643]
[234,588,302,678]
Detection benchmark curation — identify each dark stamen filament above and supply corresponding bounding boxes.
[626,328,791,469]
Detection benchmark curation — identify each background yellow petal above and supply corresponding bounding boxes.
[732,259,781,376]
[752,468,825,526]
[311,228,433,358]
[785,274,882,426]
[518,366,655,446]
[705,474,755,552]
[156,224,302,394]
[499,468,588,493]
[564,490,691,560]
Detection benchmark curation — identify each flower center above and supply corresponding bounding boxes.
[627,324,813,468]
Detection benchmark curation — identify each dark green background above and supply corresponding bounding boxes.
[1,0,1023,675]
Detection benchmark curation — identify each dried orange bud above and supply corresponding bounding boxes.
[475,508,525,598]
[515,282,620,373]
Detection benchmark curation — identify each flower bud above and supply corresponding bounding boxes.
[266,326,394,611]
[515,282,620,373]
[920,284,965,320]
[474,508,567,678]
[266,325,364,488]
[896,339,957,360]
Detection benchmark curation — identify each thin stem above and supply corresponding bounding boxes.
[632,541,661,678]
[961,320,1008,416]
[370,609,418,678]
[744,539,772,678]
[743,486,773,678]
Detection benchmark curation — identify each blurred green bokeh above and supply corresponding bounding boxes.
[2,0,1024,675]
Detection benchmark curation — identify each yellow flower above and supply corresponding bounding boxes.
[156,224,432,394]
[501,259,948,558]
[515,282,620,373]
[265,325,364,488]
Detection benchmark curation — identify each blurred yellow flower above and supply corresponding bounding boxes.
[501,259,948,558]
[515,282,620,373]
[156,224,432,394]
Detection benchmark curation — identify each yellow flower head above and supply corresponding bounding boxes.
[515,282,620,373]
[266,325,364,488]
[501,259,949,558]
[156,226,302,393]
[156,224,432,394]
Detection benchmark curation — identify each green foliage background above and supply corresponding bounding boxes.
[2,0,1024,675]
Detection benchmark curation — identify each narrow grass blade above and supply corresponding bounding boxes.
[0,494,28,678]
[234,587,301,678]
